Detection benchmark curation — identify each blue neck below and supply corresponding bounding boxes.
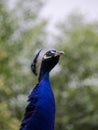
[39,70,49,82]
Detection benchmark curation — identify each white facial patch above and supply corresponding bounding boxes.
[43,55,51,59]
[50,50,56,54]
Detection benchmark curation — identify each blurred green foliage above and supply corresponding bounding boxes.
[52,14,98,130]
[0,0,46,129]
[0,1,98,130]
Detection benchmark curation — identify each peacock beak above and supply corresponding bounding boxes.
[55,51,64,57]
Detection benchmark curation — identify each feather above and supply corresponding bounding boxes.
[19,49,64,130]
[31,49,42,76]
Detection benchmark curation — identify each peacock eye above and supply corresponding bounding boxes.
[46,52,52,56]
[43,50,56,59]
[43,52,52,59]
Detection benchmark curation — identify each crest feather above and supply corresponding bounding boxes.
[31,49,42,76]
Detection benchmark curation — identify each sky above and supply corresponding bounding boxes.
[9,0,98,32]
[40,0,98,32]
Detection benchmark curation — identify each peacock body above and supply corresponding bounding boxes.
[19,49,64,130]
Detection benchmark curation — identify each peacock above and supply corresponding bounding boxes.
[19,49,64,130]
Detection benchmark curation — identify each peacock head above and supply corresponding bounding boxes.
[41,50,64,73]
[31,49,64,76]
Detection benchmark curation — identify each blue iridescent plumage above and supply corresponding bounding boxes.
[19,50,64,130]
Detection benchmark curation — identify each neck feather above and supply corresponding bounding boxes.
[38,68,49,82]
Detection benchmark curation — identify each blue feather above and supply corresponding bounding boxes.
[20,74,55,130]
[19,50,64,130]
